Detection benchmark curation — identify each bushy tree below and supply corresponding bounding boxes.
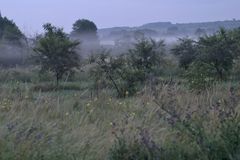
[72,19,97,34]
[89,38,166,97]
[171,38,198,69]
[128,37,165,78]
[71,19,99,57]
[89,50,134,97]
[0,13,24,42]
[198,28,236,80]
[185,61,217,90]
[71,19,98,41]
[183,28,240,90]
[34,23,80,85]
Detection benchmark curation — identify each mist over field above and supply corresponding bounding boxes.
[1,1,240,160]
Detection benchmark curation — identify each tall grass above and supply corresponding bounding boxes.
[0,68,239,159]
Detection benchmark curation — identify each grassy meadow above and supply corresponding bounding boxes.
[1,17,240,160]
[0,67,239,160]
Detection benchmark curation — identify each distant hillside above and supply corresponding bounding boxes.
[98,20,240,44]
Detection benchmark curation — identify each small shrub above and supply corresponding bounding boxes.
[185,61,217,90]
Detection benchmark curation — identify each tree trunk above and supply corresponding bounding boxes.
[215,66,224,80]
[56,73,60,87]
[107,73,123,97]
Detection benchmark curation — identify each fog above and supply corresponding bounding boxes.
[1,0,240,64]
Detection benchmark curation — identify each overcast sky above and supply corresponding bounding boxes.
[1,0,240,34]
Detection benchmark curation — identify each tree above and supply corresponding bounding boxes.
[198,28,236,80]
[71,19,99,57]
[34,23,80,86]
[72,19,97,35]
[183,28,240,90]
[171,38,198,69]
[89,49,131,97]
[185,61,217,90]
[0,13,24,42]
[89,38,165,97]
[128,37,165,78]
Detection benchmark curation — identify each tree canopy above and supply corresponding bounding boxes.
[34,23,80,85]
[72,19,97,34]
[171,38,198,69]
[0,13,24,42]
[197,28,236,79]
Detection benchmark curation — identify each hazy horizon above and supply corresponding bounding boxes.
[1,0,240,35]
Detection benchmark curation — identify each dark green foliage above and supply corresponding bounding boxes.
[89,49,133,97]
[34,23,80,85]
[185,61,217,90]
[72,19,97,34]
[197,28,236,80]
[171,38,198,69]
[71,19,99,54]
[128,37,165,78]
[0,14,24,42]
[89,38,165,97]
[182,28,240,90]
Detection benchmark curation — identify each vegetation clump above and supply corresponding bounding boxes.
[34,23,80,86]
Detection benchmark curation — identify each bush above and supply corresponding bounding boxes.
[89,38,166,97]
[185,61,217,90]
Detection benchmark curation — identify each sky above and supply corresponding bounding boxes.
[1,0,240,34]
